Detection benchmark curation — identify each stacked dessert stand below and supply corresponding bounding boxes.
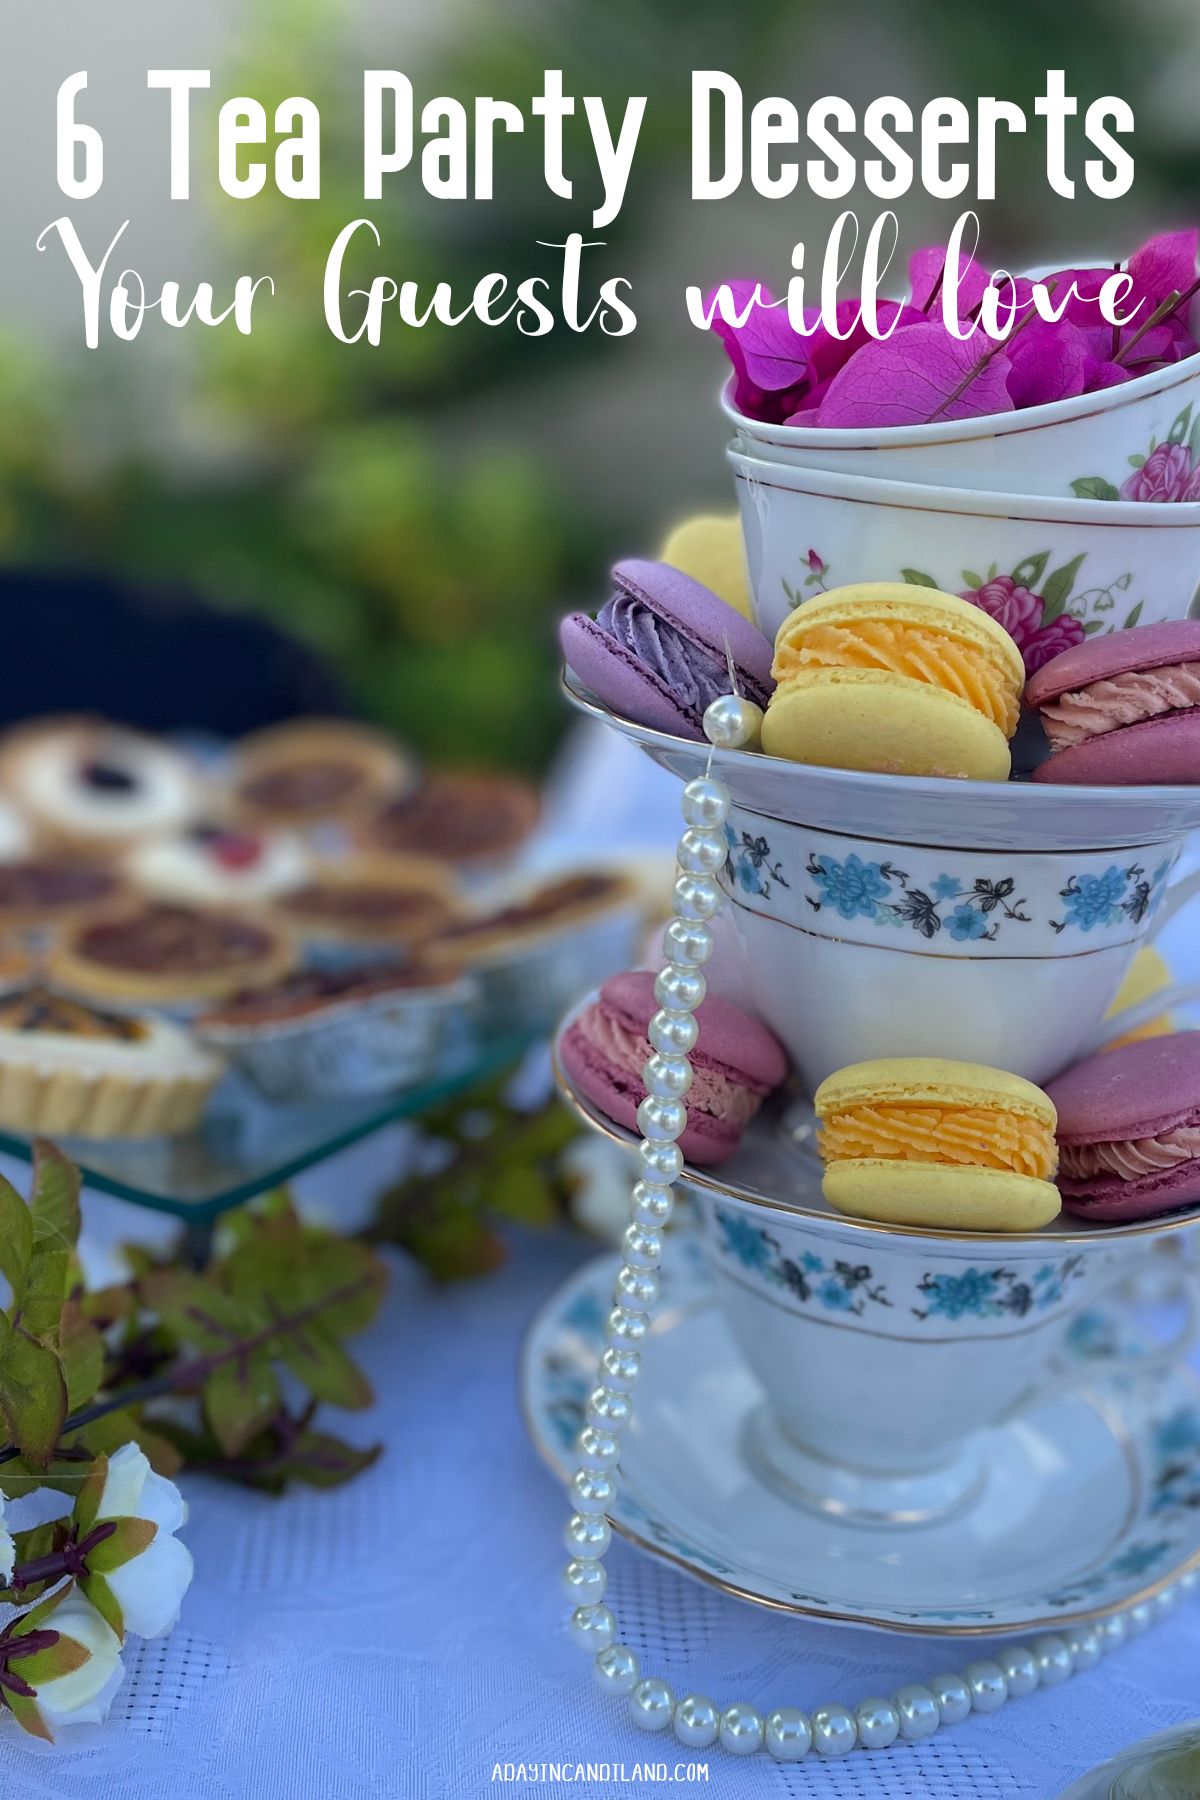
[522,675,1200,1764]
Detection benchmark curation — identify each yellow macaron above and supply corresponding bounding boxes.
[814,1056,1061,1232]
[761,584,1025,781]
[658,514,754,622]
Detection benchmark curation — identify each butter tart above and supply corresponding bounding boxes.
[358,771,539,869]
[0,717,198,852]
[271,857,461,956]
[48,903,295,1007]
[0,985,223,1138]
[0,858,127,932]
[232,720,412,828]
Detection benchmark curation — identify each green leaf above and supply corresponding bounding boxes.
[1083,618,1108,635]
[58,1300,104,1413]
[86,1515,157,1574]
[274,1429,381,1489]
[278,1324,371,1411]
[900,568,938,587]
[1010,551,1049,590]
[1168,404,1193,444]
[73,1454,107,1534]
[0,1176,31,1310]
[960,569,984,591]
[22,1144,81,1344]
[204,1352,281,1456]
[1125,601,1145,628]
[0,1311,66,1468]
[1189,413,1200,460]
[4,1691,51,1740]
[1039,554,1087,623]
[1069,476,1120,502]
[82,1570,123,1638]
[1128,453,1146,468]
[140,1268,266,1353]
[15,1633,91,1687]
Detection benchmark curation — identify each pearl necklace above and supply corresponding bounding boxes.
[559,743,1196,1761]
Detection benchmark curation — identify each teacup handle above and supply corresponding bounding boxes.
[1151,864,1200,935]
[998,1253,1199,1427]
[1083,983,1200,1057]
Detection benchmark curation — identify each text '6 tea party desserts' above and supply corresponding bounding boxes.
[560,560,774,742]
[1026,619,1200,784]
[1047,1033,1200,1222]
[763,585,1025,781]
[559,970,787,1165]
[815,1057,1061,1231]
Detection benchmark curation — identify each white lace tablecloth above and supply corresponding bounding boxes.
[3,1180,1196,1800]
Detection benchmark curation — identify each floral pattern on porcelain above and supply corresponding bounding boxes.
[714,1206,892,1314]
[1073,402,1200,505]
[723,826,789,900]
[912,1258,1085,1322]
[804,853,1032,942]
[1050,858,1171,935]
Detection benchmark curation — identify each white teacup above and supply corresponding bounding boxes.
[721,807,1198,1088]
[691,1185,1195,1525]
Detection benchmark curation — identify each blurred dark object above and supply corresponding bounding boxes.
[0,568,350,735]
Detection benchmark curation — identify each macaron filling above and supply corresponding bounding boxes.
[576,1003,765,1124]
[1038,661,1200,749]
[1059,1122,1200,1181]
[596,592,771,714]
[774,621,1019,735]
[819,1102,1056,1180]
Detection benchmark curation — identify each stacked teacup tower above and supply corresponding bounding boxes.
[547,290,1200,1762]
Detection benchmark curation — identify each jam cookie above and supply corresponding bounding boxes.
[123,823,312,908]
[0,717,198,852]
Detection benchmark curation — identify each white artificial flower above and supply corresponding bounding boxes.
[0,1495,13,1588]
[88,1443,194,1640]
[29,1595,123,1731]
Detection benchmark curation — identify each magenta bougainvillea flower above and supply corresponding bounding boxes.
[710,230,1200,429]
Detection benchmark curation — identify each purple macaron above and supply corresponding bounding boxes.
[1027,620,1200,785]
[1046,1032,1200,1222]
[560,559,774,742]
[559,969,788,1165]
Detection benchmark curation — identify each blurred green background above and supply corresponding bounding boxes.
[4,1,1199,768]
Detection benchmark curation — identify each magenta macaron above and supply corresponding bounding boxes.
[1027,619,1200,785]
[559,969,788,1165]
[1046,1032,1200,1223]
[560,559,774,743]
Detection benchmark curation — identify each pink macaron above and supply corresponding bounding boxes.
[559,969,788,1165]
[1026,620,1200,785]
[1046,1032,1200,1222]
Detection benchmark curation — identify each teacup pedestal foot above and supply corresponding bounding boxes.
[742,1402,986,1529]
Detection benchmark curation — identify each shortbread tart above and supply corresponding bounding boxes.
[0,987,223,1138]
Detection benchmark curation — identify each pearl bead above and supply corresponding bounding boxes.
[1155,1585,1177,1617]
[673,874,722,922]
[637,1138,684,1184]
[594,1644,638,1694]
[608,1305,649,1344]
[648,1010,698,1056]
[703,693,764,750]
[996,1645,1039,1699]
[681,777,731,829]
[964,1660,1007,1713]
[1126,1602,1153,1638]
[577,1425,620,1470]
[562,1558,606,1605]
[642,1053,692,1101]
[663,919,713,968]
[1033,1635,1073,1685]
[929,1671,972,1725]
[630,1677,674,1732]
[1181,1569,1198,1595]
[586,1387,631,1431]
[676,829,727,877]
[1098,1613,1127,1652]
[569,1604,615,1652]
[614,1265,658,1310]
[673,1694,719,1748]
[635,1096,686,1143]
[570,1469,616,1513]
[630,1182,673,1227]
[811,1703,857,1758]
[564,1512,610,1555]
[764,1708,811,1761]
[654,966,705,1014]
[856,1697,900,1749]
[719,1703,764,1756]
[600,1345,640,1390]
[894,1686,940,1741]
[1065,1628,1101,1671]
[622,1224,663,1269]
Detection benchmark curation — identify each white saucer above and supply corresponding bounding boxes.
[523,1238,1200,1636]
[563,672,1200,852]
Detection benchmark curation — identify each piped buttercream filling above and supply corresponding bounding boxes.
[1059,1124,1200,1182]
[774,621,1019,735]
[597,594,771,714]
[582,1005,765,1125]
[1040,661,1200,750]
[819,1102,1056,1180]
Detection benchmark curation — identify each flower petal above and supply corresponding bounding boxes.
[97,1443,150,1520]
[104,1534,194,1639]
[32,1596,122,1723]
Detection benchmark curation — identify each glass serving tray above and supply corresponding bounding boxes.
[0,1033,529,1221]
